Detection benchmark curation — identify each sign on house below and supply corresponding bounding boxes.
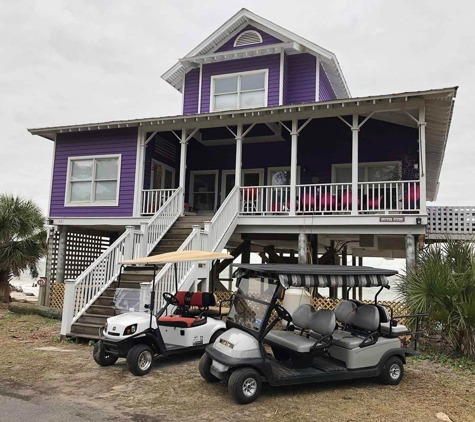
[380,216,405,223]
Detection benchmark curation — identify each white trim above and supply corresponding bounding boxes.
[64,154,121,207]
[181,72,186,115]
[315,55,320,102]
[150,159,176,189]
[133,128,145,216]
[189,170,219,212]
[233,29,263,47]
[331,161,403,183]
[267,166,301,185]
[197,63,203,113]
[210,69,268,112]
[279,50,284,105]
[221,168,265,199]
[47,134,57,217]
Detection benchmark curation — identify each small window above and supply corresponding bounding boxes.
[66,155,121,206]
[233,30,263,47]
[333,162,401,183]
[211,70,267,112]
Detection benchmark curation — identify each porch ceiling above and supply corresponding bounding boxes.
[28,87,457,201]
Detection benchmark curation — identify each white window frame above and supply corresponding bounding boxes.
[64,154,121,207]
[221,168,265,200]
[267,166,301,185]
[189,170,219,212]
[331,161,402,183]
[210,69,268,112]
[233,30,263,47]
[150,159,176,190]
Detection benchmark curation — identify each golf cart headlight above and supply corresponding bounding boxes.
[123,324,137,336]
[220,338,234,349]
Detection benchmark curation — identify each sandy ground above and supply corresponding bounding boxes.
[0,305,474,422]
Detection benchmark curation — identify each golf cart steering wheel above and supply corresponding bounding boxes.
[163,292,179,306]
[275,304,292,323]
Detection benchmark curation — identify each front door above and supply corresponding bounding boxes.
[190,171,218,213]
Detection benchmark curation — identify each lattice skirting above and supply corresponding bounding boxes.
[50,283,65,309]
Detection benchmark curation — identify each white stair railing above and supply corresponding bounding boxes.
[141,189,176,215]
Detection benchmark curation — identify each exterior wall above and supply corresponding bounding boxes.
[183,68,200,115]
[200,54,281,113]
[50,128,138,218]
[215,25,282,52]
[286,53,316,104]
[184,119,418,205]
[319,64,336,101]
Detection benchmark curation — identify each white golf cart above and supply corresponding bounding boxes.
[93,250,232,376]
[200,264,427,404]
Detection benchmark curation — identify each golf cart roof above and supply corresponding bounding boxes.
[122,250,232,265]
[233,264,397,289]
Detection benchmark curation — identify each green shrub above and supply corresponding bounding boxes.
[397,239,475,357]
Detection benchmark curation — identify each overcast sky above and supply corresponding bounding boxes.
[1,0,473,214]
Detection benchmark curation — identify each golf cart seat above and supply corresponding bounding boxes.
[157,315,206,328]
[334,300,358,328]
[266,310,335,353]
[332,305,380,349]
[187,292,232,317]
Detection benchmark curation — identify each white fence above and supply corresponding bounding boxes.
[141,189,176,215]
[358,180,420,213]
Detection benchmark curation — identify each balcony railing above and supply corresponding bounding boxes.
[239,180,420,216]
[141,189,176,215]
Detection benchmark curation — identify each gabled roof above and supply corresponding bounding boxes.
[161,8,350,99]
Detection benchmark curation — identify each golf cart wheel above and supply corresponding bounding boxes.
[199,353,219,383]
[127,344,154,376]
[93,340,118,366]
[228,368,262,404]
[380,356,404,385]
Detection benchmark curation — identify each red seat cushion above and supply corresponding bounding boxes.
[157,315,206,328]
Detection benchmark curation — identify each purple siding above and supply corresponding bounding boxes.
[319,64,336,101]
[286,53,316,104]
[183,68,200,115]
[200,54,280,113]
[50,128,138,217]
[184,119,418,204]
[216,25,282,52]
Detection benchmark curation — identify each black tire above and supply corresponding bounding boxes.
[209,329,225,344]
[199,353,219,382]
[93,340,118,366]
[228,367,262,404]
[380,356,404,385]
[126,344,154,376]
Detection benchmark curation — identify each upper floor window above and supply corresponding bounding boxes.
[233,30,263,47]
[65,155,121,206]
[211,70,268,112]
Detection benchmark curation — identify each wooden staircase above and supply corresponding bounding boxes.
[69,215,210,339]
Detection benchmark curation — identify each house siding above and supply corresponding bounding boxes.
[200,54,280,113]
[215,25,282,52]
[50,128,138,218]
[286,53,316,104]
[319,64,337,101]
[183,68,200,115]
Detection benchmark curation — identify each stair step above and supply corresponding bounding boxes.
[167,228,194,235]
[69,332,101,341]
[150,246,177,254]
[155,239,184,247]
[70,322,102,337]
[94,296,115,306]
[88,305,115,316]
[162,233,189,241]
[78,313,109,325]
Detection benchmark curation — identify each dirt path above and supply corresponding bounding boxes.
[1,306,474,422]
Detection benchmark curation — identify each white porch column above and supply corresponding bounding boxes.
[179,129,188,213]
[235,124,243,187]
[298,233,308,264]
[419,106,427,213]
[60,279,75,337]
[56,226,68,284]
[290,119,298,216]
[351,115,359,215]
[133,128,146,217]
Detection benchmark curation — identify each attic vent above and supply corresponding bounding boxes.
[233,30,263,47]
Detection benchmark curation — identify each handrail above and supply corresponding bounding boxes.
[146,187,182,255]
[72,227,138,323]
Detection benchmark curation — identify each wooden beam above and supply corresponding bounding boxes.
[264,245,286,264]
[241,233,297,241]
[215,240,250,274]
[259,252,270,263]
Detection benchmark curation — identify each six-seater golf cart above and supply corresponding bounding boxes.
[200,264,427,404]
[93,251,232,376]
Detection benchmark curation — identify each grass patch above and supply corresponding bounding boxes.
[414,345,475,375]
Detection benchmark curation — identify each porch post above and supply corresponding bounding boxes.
[290,119,298,216]
[298,233,308,264]
[235,124,243,187]
[56,226,68,284]
[419,106,427,213]
[405,234,416,273]
[179,129,188,213]
[351,115,359,215]
[133,128,146,217]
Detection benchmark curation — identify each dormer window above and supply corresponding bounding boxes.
[211,70,268,112]
[233,30,263,47]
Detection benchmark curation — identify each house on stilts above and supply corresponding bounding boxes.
[28,9,461,339]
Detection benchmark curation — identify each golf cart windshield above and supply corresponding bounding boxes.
[227,277,279,332]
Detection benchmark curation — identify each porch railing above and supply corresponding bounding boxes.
[358,180,420,213]
[141,189,176,215]
[297,183,352,214]
[240,185,291,214]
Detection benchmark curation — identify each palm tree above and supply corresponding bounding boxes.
[0,195,47,303]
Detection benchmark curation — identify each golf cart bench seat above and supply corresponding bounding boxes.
[174,291,231,317]
[265,309,335,353]
[157,315,206,328]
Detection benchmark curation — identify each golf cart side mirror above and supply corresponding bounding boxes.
[144,304,150,309]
